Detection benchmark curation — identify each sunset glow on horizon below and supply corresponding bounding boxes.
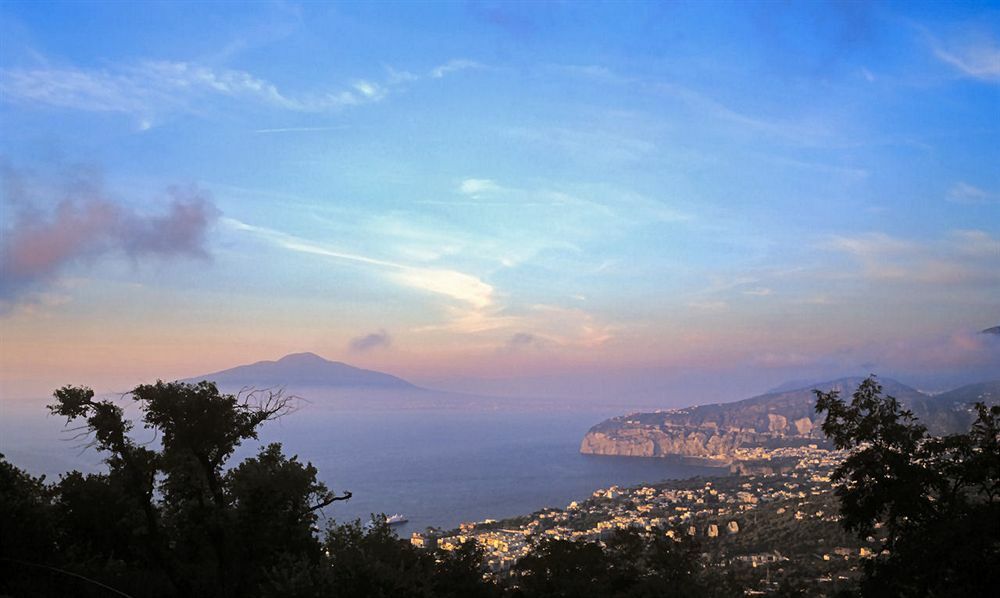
[2,2,998,401]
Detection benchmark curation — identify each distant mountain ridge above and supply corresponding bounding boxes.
[581,377,1000,464]
[184,352,418,390]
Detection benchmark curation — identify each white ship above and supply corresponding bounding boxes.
[386,513,408,526]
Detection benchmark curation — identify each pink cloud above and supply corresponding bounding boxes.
[1,177,218,305]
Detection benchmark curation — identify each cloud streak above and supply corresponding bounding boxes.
[930,32,1000,82]
[947,182,999,205]
[224,218,613,349]
[222,218,495,309]
[1,57,485,126]
[822,230,1000,286]
[430,59,482,78]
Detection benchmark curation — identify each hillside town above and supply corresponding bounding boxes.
[411,445,880,593]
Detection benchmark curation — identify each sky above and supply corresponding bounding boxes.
[1,1,998,403]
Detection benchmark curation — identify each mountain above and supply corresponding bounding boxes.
[765,378,826,394]
[934,380,1000,405]
[982,326,1000,335]
[580,377,995,464]
[185,352,418,390]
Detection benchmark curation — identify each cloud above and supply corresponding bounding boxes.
[502,125,658,165]
[458,178,503,196]
[860,329,1000,372]
[823,232,917,259]
[930,33,1000,82]
[223,218,495,309]
[742,287,774,296]
[1,173,218,306]
[349,329,392,352]
[0,61,353,120]
[528,305,612,348]
[651,82,836,144]
[439,305,612,349]
[503,332,542,352]
[821,230,1000,286]
[393,268,494,309]
[430,59,482,79]
[947,182,998,205]
[753,352,817,368]
[0,56,473,127]
[253,126,349,134]
[949,229,1000,258]
[745,328,1000,382]
[352,79,385,100]
[549,63,627,83]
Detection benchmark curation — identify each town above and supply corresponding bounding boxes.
[411,446,881,594]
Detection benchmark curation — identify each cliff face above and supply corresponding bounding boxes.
[581,378,996,461]
[579,425,770,462]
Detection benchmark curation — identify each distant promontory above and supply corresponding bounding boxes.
[580,378,1000,465]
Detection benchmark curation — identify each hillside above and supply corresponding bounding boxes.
[580,377,998,464]
[184,352,418,390]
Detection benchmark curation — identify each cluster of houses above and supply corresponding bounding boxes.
[410,445,869,577]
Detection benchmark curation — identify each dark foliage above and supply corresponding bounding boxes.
[815,376,1000,597]
[1,381,348,597]
[512,529,733,598]
[19,373,996,597]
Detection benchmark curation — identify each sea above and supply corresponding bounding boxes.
[0,394,724,535]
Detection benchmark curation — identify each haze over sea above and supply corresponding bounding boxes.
[0,396,719,534]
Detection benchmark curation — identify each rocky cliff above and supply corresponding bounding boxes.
[581,378,999,462]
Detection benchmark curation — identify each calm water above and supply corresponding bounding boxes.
[1,401,723,534]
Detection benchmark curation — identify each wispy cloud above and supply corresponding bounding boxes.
[929,31,1000,82]
[1,56,484,127]
[947,182,999,205]
[458,178,504,196]
[824,232,917,258]
[222,218,495,309]
[822,230,1000,286]
[651,82,839,144]
[0,61,373,122]
[548,63,841,147]
[430,59,483,78]
[223,217,614,348]
[253,126,349,134]
[547,63,627,83]
[502,125,658,165]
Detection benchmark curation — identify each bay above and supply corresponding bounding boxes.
[0,399,724,535]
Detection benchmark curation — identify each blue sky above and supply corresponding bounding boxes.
[1,1,998,401]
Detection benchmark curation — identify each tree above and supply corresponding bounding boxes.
[815,376,1000,597]
[3,380,498,598]
[514,537,610,598]
[512,529,727,598]
[38,381,349,598]
[0,454,58,594]
[261,516,498,598]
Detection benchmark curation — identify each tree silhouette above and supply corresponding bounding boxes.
[512,529,728,598]
[2,381,350,597]
[815,376,1000,597]
[1,380,505,598]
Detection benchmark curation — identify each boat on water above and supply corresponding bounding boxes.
[363,513,409,529]
[386,513,408,525]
